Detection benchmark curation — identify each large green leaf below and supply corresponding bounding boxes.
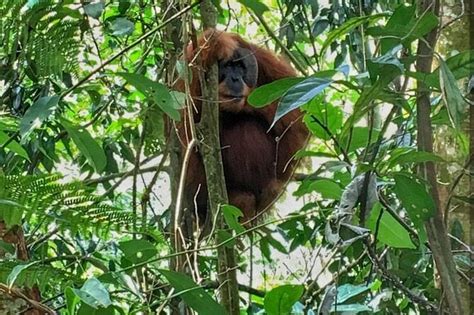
[159,270,227,315]
[60,118,106,173]
[335,283,370,303]
[110,18,134,36]
[387,149,444,168]
[237,0,269,15]
[221,204,245,234]
[248,77,304,108]
[367,5,438,53]
[83,3,104,18]
[20,95,59,138]
[7,262,39,288]
[117,72,180,121]
[367,203,416,249]
[119,239,158,264]
[303,100,343,141]
[408,50,474,89]
[0,130,30,160]
[71,278,112,309]
[439,58,467,129]
[393,174,435,242]
[264,284,304,315]
[272,76,332,128]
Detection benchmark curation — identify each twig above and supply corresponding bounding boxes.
[60,1,202,99]
[0,283,56,315]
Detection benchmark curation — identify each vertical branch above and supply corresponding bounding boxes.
[415,1,463,313]
[197,1,240,314]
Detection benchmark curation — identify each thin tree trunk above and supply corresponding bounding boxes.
[197,1,240,314]
[415,1,463,313]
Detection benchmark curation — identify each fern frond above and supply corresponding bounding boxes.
[0,174,135,233]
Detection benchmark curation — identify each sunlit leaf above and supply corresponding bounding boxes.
[117,72,180,120]
[83,3,104,19]
[367,203,416,249]
[71,278,112,309]
[20,95,59,139]
[237,0,269,15]
[439,58,467,128]
[273,76,332,128]
[159,270,227,314]
[248,77,304,108]
[264,284,304,315]
[60,118,107,173]
[110,18,134,36]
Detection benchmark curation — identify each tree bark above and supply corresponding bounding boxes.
[197,1,240,314]
[415,1,463,313]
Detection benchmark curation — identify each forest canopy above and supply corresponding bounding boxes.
[0,1,472,314]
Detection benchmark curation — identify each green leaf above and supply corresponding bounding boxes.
[340,127,380,153]
[110,18,134,36]
[65,287,80,315]
[119,239,158,264]
[264,284,304,315]
[237,0,269,15]
[117,72,180,120]
[312,19,330,37]
[367,44,404,82]
[439,58,467,128]
[72,278,112,309]
[222,204,245,234]
[367,5,438,53]
[0,131,30,160]
[367,203,416,249]
[20,95,59,138]
[60,118,106,173]
[331,304,372,313]
[248,77,304,108]
[393,174,435,241]
[296,179,342,199]
[7,262,38,288]
[273,76,332,128]
[303,100,343,141]
[83,3,104,19]
[335,283,370,303]
[159,270,227,315]
[321,13,386,57]
[388,149,444,168]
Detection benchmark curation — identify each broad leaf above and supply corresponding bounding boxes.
[0,131,29,160]
[273,76,332,128]
[237,0,269,15]
[222,204,245,234]
[248,77,304,108]
[393,174,435,242]
[387,149,444,168]
[20,95,59,139]
[7,262,38,288]
[439,58,467,128]
[72,278,112,309]
[335,283,370,303]
[60,118,106,173]
[295,179,342,200]
[159,269,227,315]
[264,284,304,315]
[303,100,343,141]
[367,203,416,249]
[110,18,134,36]
[83,3,104,19]
[119,239,158,264]
[117,72,180,120]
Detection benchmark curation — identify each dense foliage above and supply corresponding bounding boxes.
[0,0,471,314]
